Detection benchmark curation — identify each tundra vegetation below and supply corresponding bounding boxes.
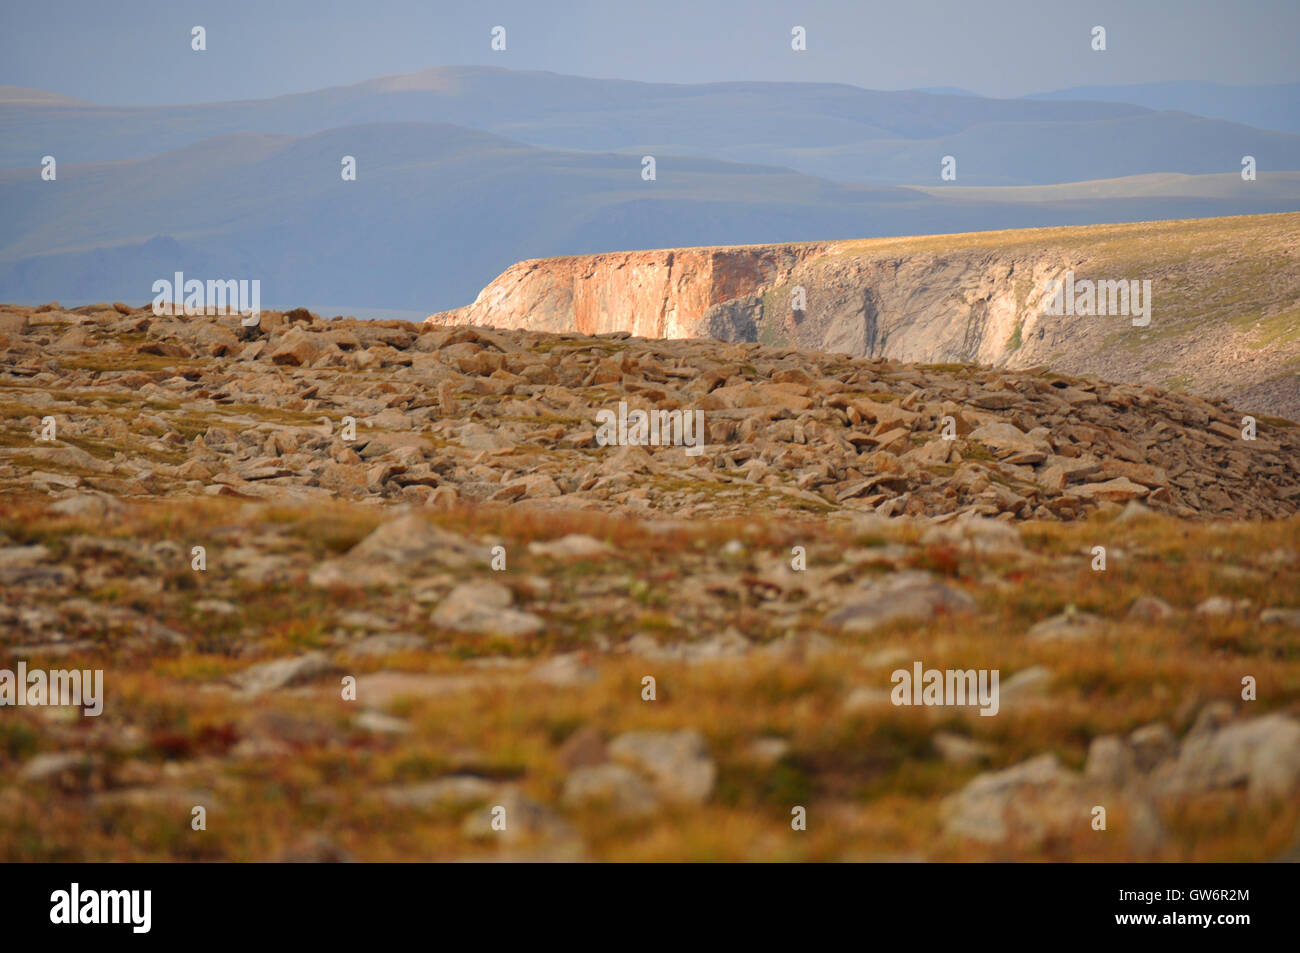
[0,297,1297,861]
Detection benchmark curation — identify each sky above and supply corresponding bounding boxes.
[1,0,1297,105]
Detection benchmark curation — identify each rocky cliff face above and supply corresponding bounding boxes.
[429,214,1300,420]
[694,247,1077,368]
[432,245,831,339]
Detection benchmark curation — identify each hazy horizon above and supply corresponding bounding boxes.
[5,1,1298,312]
[2,0,1298,106]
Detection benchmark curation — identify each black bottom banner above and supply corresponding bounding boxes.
[0,861,1281,940]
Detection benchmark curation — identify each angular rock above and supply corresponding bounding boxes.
[608,729,716,806]
[1064,477,1149,503]
[1026,607,1108,642]
[563,764,659,817]
[379,776,496,809]
[1159,714,1300,801]
[527,534,613,560]
[232,652,337,695]
[826,570,975,633]
[431,581,544,638]
[1260,607,1300,627]
[1128,595,1175,622]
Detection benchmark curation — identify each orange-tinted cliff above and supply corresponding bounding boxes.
[426,214,1300,420]
[427,244,830,339]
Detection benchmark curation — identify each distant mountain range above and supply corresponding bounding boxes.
[5,67,1297,186]
[1026,81,1300,135]
[1,67,1297,312]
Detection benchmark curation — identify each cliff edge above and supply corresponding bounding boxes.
[429,213,1300,419]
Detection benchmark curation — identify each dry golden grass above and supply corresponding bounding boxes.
[1,493,1297,861]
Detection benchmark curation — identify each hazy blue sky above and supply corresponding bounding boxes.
[2,0,1297,104]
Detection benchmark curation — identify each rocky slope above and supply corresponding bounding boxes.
[430,212,1300,420]
[3,301,1299,520]
[2,300,1299,862]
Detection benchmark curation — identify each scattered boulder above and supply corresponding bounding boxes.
[1127,595,1175,622]
[1084,736,1135,788]
[1259,607,1300,627]
[1157,714,1300,802]
[379,776,496,809]
[431,581,544,638]
[563,764,659,817]
[1064,477,1149,503]
[1026,607,1108,642]
[268,327,327,366]
[826,571,974,633]
[528,535,613,560]
[47,491,124,519]
[940,753,1080,844]
[608,730,716,806]
[232,653,338,695]
[347,514,481,567]
[1194,596,1252,617]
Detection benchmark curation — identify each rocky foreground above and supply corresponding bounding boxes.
[1,300,1299,861]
